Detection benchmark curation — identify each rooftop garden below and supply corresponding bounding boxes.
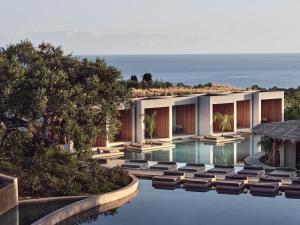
[124,74,300,120]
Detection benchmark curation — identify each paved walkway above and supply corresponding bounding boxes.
[244,152,274,170]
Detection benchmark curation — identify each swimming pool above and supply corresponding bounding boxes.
[124,135,261,165]
[0,199,79,225]
[59,179,300,225]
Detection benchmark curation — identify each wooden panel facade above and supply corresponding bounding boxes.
[213,103,234,133]
[261,99,282,123]
[145,107,169,138]
[175,104,195,134]
[237,100,250,129]
[115,109,132,142]
[93,134,106,147]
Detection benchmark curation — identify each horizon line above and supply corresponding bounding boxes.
[76,52,300,56]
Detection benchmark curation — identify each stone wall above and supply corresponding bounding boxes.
[0,173,18,215]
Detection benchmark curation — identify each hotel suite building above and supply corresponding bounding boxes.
[93,90,284,148]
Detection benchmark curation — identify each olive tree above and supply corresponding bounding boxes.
[0,41,131,156]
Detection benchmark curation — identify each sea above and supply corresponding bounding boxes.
[81,54,300,88]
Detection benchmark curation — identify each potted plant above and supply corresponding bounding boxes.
[143,112,156,144]
[213,112,233,137]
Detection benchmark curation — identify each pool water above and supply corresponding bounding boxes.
[124,135,261,165]
[0,199,79,225]
[61,179,300,225]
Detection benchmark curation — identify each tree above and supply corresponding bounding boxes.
[130,75,138,82]
[127,75,140,89]
[142,73,153,88]
[0,40,131,155]
[142,73,153,83]
[143,112,156,144]
[213,112,233,136]
[258,136,273,162]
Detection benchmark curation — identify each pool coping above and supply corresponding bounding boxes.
[31,174,138,225]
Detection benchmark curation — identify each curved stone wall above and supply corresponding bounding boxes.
[0,173,18,215]
[31,175,138,225]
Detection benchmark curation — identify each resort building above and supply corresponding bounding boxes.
[253,120,300,169]
[93,90,284,148]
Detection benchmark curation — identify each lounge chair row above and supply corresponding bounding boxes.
[122,160,298,178]
[122,160,236,173]
[122,160,300,197]
[121,160,206,172]
[150,168,300,198]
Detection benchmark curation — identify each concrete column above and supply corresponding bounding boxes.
[199,97,212,136]
[233,143,237,165]
[209,147,213,165]
[172,106,176,135]
[209,102,213,135]
[249,97,253,129]
[131,106,136,143]
[136,101,145,144]
[168,148,173,161]
[249,135,254,154]
[252,93,260,127]
[281,98,285,122]
[168,106,173,140]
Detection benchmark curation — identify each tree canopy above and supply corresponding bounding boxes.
[0,41,131,155]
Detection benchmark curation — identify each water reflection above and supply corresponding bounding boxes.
[124,135,262,165]
[58,191,137,225]
[62,180,300,225]
[0,199,79,225]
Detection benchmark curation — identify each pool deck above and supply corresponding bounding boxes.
[126,142,175,152]
[193,136,245,144]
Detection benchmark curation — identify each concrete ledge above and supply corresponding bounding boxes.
[0,173,18,215]
[244,152,274,170]
[127,144,175,152]
[31,174,138,225]
[20,195,87,204]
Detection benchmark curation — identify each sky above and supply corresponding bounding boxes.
[1,0,300,54]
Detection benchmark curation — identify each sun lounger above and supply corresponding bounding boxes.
[121,159,149,169]
[249,177,282,197]
[207,164,234,175]
[152,171,185,187]
[150,161,177,171]
[215,174,248,193]
[237,166,265,177]
[269,167,297,179]
[178,163,205,173]
[284,177,300,198]
[183,173,216,191]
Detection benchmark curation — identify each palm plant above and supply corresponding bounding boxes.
[257,136,273,163]
[213,112,233,136]
[143,112,156,144]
